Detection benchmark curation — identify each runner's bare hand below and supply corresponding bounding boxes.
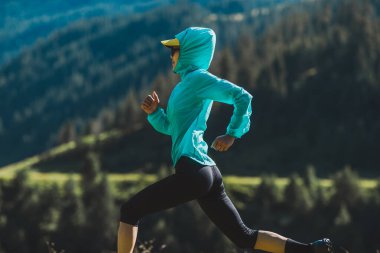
[211,134,235,152]
[141,91,160,114]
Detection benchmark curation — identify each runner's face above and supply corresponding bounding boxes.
[170,47,180,70]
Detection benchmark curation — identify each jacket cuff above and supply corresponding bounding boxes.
[226,129,241,139]
[147,107,161,119]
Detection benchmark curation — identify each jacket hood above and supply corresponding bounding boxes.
[173,27,216,77]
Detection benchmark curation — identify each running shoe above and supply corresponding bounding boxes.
[310,238,334,253]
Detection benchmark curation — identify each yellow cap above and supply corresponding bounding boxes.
[161,38,180,47]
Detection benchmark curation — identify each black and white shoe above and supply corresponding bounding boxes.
[310,238,334,253]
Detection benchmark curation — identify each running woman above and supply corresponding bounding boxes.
[118,27,334,253]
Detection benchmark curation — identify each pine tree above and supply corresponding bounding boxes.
[0,117,4,136]
[331,166,363,208]
[0,182,2,217]
[55,178,85,253]
[31,184,61,252]
[284,174,314,213]
[91,175,117,250]
[57,121,77,144]
[152,73,171,103]
[116,88,142,130]
[303,165,319,202]
[0,183,4,252]
[376,178,380,205]
[254,174,281,209]
[0,171,33,253]
[252,174,282,226]
[80,152,117,253]
[98,108,116,132]
[124,88,142,128]
[236,34,256,88]
[334,204,351,226]
[219,48,237,82]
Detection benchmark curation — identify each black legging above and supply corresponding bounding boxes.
[120,156,258,249]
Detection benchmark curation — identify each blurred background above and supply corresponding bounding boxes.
[0,0,379,252]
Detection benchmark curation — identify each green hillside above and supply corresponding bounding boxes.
[0,5,194,165]
[1,0,380,177]
[0,0,287,166]
[0,125,376,189]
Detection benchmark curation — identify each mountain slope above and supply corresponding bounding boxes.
[1,0,379,176]
[0,0,297,166]
[0,4,209,165]
[0,0,314,65]
[0,0,172,64]
[29,0,380,177]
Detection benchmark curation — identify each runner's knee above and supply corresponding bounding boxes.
[120,200,140,226]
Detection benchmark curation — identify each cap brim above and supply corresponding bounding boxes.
[161,38,180,47]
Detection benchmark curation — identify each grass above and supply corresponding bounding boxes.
[0,170,376,202]
[0,170,377,190]
[0,128,131,176]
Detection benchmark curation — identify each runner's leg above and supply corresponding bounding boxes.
[197,165,258,249]
[197,165,316,253]
[119,158,214,253]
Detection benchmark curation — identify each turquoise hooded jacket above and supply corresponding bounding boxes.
[148,27,253,167]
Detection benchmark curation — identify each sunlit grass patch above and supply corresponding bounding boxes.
[0,129,125,176]
[359,179,378,189]
[81,129,122,145]
[0,171,376,191]
[0,156,41,177]
[224,175,289,188]
[21,172,157,185]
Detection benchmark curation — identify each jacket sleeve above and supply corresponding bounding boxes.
[195,71,253,138]
[147,107,171,136]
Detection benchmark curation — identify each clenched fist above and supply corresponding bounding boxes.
[211,134,235,152]
[141,91,160,114]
